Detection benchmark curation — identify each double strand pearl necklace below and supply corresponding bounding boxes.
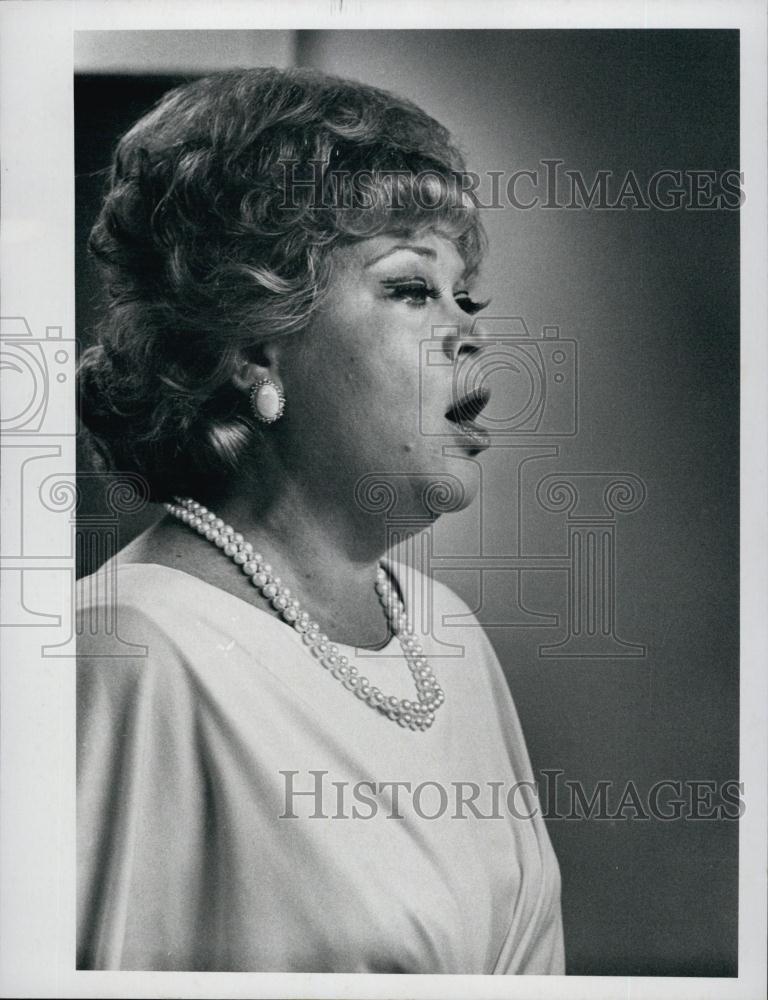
[165,497,445,731]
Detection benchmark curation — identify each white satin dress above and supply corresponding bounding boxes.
[76,559,565,973]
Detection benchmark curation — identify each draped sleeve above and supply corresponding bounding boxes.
[77,605,213,970]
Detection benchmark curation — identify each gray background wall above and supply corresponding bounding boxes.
[75,29,739,975]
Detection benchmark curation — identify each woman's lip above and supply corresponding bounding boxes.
[448,419,491,449]
[444,387,491,424]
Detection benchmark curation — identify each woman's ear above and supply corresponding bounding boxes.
[232,342,287,425]
[230,341,281,395]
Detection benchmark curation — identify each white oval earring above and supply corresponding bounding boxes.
[249,378,285,424]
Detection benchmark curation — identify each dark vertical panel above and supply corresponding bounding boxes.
[75,74,197,573]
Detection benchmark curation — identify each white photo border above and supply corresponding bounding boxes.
[0,2,765,998]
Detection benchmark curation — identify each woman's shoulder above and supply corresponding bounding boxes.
[78,559,196,620]
[76,558,299,680]
[76,558,249,666]
[76,562,196,668]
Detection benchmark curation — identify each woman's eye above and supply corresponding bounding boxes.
[382,279,490,315]
[383,279,438,307]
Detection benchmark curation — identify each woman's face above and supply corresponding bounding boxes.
[274,228,490,523]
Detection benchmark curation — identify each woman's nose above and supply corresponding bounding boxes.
[442,307,483,362]
[456,339,481,361]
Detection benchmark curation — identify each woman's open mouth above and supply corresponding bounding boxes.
[444,387,491,451]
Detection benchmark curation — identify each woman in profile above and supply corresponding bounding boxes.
[77,67,564,973]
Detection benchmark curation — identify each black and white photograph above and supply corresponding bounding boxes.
[0,2,766,999]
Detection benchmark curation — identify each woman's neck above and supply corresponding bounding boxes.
[213,486,397,648]
[120,482,410,649]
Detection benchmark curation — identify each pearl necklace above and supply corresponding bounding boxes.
[165,497,445,731]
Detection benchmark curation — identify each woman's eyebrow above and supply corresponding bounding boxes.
[364,245,437,267]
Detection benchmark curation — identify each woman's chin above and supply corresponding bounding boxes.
[418,468,480,519]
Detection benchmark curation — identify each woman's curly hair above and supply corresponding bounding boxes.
[78,67,487,502]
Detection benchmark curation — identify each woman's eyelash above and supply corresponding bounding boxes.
[382,279,438,306]
[382,278,489,314]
